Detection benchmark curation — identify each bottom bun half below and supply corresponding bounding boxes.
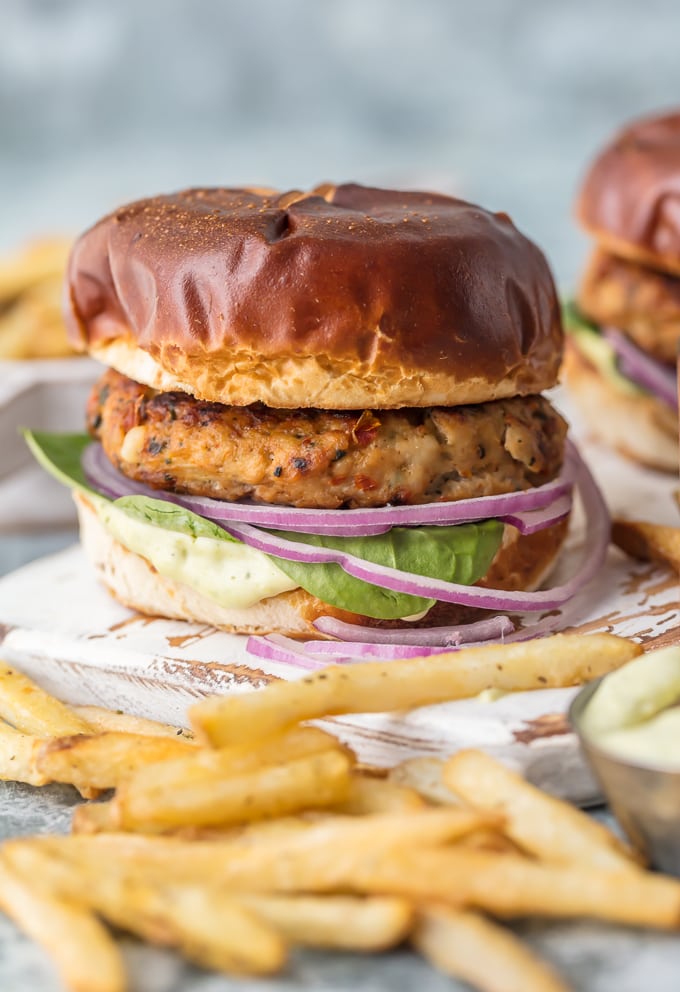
[75,491,569,638]
[563,342,678,473]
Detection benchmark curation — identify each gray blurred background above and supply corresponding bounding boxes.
[1,0,680,285]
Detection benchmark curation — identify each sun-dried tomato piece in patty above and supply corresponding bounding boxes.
[87,370,567,510]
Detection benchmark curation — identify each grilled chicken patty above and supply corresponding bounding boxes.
[89,370,567,510]
[579,249,680,366]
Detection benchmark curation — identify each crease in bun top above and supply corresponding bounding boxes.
[27,183,609,653]
[565,110,680,473]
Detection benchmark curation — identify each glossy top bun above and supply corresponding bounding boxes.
[577,110,680,276]
[66,184,562,409]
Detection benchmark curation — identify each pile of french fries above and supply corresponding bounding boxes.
[0,633,677,992]
[0,236,75,359]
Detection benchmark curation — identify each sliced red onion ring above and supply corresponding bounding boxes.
[497,494,572,535]
[82,443,575,536]
[307,640,466,659]
[312,614,515,646]
[603,327,678,409]
[221,441,608,613]
[246,633,454,667]
[247,634,350,669]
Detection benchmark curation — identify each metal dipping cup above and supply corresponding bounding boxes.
[570,678,680,876]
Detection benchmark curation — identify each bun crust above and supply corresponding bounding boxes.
[66,184,562,409]
[577,111,680,276]
[75,492,569,637]
[563,342,678,472]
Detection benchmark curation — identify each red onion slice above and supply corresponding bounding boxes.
[307,640,470,659]
[499,494,572,535]
[603,327,678,409]
[246,633,455,667]
[246,634,351,669]
[82,443,575,536]
[221,441,608,613]
[312,614,515,646]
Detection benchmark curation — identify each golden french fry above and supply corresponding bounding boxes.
[0,235,77,361]
[331,772,426,815]
[612,519,680,573]
[154,883,287,975]
[191,634,641,747]
[443,749,636,870]
[0,237,70,301]
[114,748,353,832]
[71,801,119,835]
[0,855,126,992]
[119,723,346,793]
[0,663,92,737]
[0,307,52,360]
[36,731,194,791]
[173,815,318,843]
[239,894,413,951]
[387,757,460,806]
[0,289,70,359]
[4,841,286,977]
[348,848,680,930]
[413,905,570,992]
[0,722,46,786]
[72,805,317,842]
[109,724,348,830]
[454,829,523,855]
[72,704,195,742]
[42,808,500,888]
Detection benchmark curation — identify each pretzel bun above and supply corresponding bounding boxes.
[577,110,680,276]
[65,184,562,410]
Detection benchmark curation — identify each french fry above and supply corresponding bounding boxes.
[612,519,680,573]
[454,828,522,855]
[331,773,426,815]
[0,663,92,737]
[32,827,680,931]
[116,724,347,795]
[190,634,641,747]
[36,731,194,791]
[109,724,350,832]
[0,722,45,786]
[443,750,637,870]
[173,815,318,843]
[239,894,413,951]
[413,905,570,992]
[348,848,680,930]
[0,237,70,302]
[29,808,501,888]
[0,856,126,992]
[387,757,460,806]
[0,236,74,360]
[114,748,353,832]
[4,841,286,977]
[0,288,71,359]
[72,801,119,835]
[152,883,287,975]
[72,705,195,742]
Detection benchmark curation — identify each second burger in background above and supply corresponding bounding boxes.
[27,184,608,651]
[564,109,680,472]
